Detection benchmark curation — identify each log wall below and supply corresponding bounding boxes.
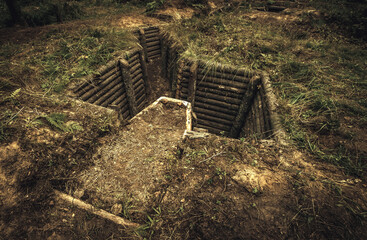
[75,26,277,139]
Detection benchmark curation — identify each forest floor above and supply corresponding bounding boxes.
[1,2,367,240]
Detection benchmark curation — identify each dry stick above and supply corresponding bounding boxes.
[139,29,149,63]
[199,152,225,163]
[229,76,260,138]
[54,190,140,228]
[120,59,138,116]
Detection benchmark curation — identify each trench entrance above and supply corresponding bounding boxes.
[73,26,276,140]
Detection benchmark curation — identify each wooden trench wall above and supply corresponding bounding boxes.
[74,26,275,139]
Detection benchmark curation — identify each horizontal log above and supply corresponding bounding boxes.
[145,32,159,39]
[99,67,119,81]
[86,76,122,103]
[131,67,143,80]
[196,86,243,99]
[94,83,124,106]
[196,118,231,132]
[195,96,239,110]
[134,83,145,97]
[132,74,143,86]
[146,37,159,43]
[197,81,245,94]
[198,67,250,83]
[96,60,118,76]
[144,28,159,34]
[196,123,229,136]
[195,101,238,116]
[74,75,96,94]
[121,105,130,119]
[196,112,233,127]
[149,53,161,60]
[129,58,140,69]
[76,81,96,97]
[110,91,126,106]
[194,106,235,121]
[117,95,128,108]
[136,93,146,107]
[127,53,139,64]
[135,88,145,100]
[198,74,247,89]
[148,49,161,56]
[80,75,116,101]
[130,63,141,75]
[147,45,160,52]
[147,40,160,47]
[196,90,241,105]
[100,85,124,107]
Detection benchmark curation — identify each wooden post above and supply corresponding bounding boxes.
[161,36,168,78]
[229,75,260,138]
[119,59,138,116]
[138,49,150,96]
[139,29,149,63]
[188,61,198,108]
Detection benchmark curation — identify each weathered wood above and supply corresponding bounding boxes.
[99,67,119,81]
[197,81,245,94]
[100,87,124,107]
[259,87,272,137]
[195,96,239,110]
[128,53,139,65]
[196,112,233,126]
[134,82,145,97]
[94,83,124,106]
[195,101,238,116]
[96,60,118,77]
[110,92,126,106]
[148,49,161,57]
[196,90,241,105]
[196,85,242,99]
[138,50,149,96]
[145,32,159,39]
[132,74,143,87]
[196,118,231,132]
[194,106,235,121]
[147,40,160,47]
[75,75,96,94]
[197,74,247,89]
[253,93,263,138]
[130,63,141,75]
[149,54,161,59]
[121,107,130,119]
[129,58,140,68]
[54,190,139,228]
[198,67,249,83]
[146,37,160,43]
[131,68,142,79]
[229,75,260,138]
[120,59,138,116]
[147,45,160,52]
[196,59,252,77]
[138,29,149,63]
[161,36,168,78]
[135,85,145,100]
[82,74,121,102]
[196,123,229,136]
[188,61,198,107]
[136,93,146,107]
[117,95,128,109]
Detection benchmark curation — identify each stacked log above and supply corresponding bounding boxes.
[144,27,161,60]
[75,60,131,120]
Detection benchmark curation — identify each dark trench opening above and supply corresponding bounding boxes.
[73,26,275,140]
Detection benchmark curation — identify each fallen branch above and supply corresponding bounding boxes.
[54,190,140,228]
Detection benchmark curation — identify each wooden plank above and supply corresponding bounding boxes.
[195,96,239,110]
[196,118,231,132]
[196,90,241,105]
[194,106,235,121]
[195,101,238,116]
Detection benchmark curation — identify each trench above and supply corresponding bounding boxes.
[73,26,278,140]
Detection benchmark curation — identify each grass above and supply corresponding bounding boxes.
[0,24,137,93]
[164,6,367,178]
